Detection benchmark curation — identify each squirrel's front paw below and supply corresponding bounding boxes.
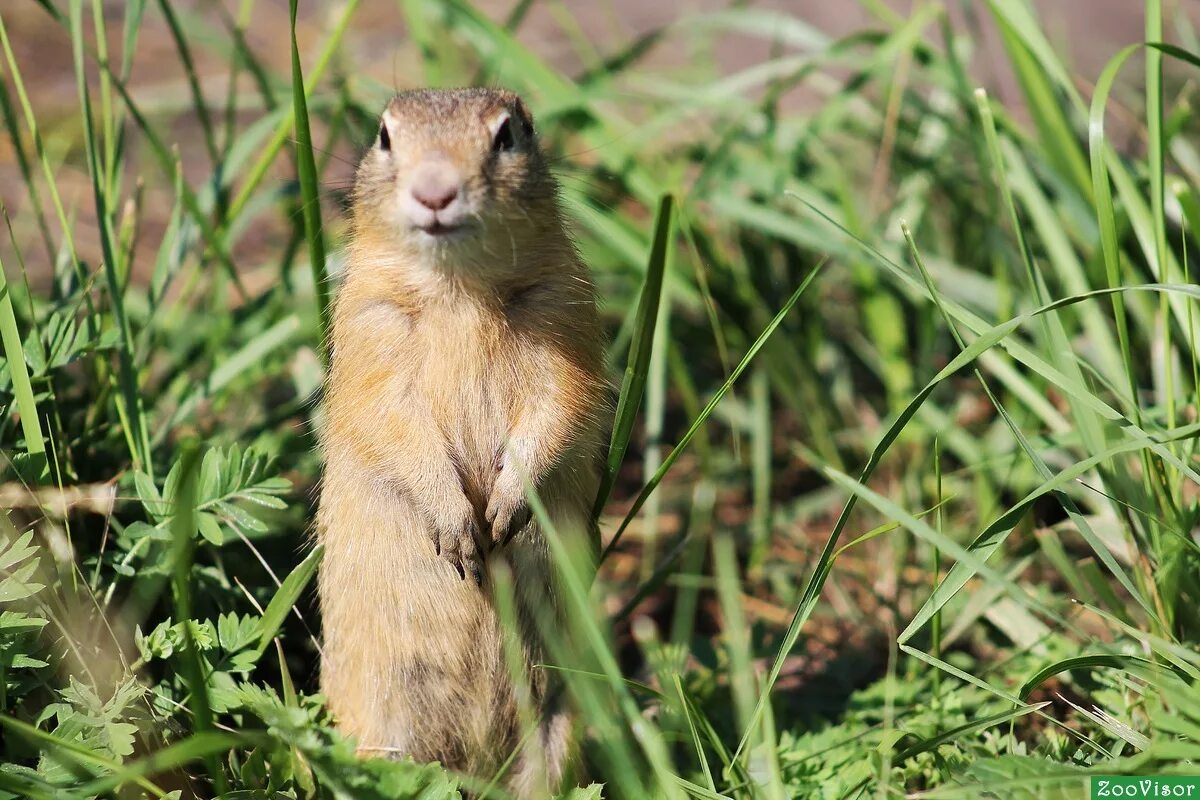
[433,510,485,585]
[485,470,533,547]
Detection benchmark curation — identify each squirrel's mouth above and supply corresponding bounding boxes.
[410,216,476,243]
[420,220,464,237]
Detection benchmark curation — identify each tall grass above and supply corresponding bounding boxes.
[0,0,1199,798]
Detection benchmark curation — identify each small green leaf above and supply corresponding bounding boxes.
[132,471,163,519]
[197,448,222,502]
[195,512,225,546]
[251,544,322,663]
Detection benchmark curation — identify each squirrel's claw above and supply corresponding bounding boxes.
[485,472,532,546]
[487,499,531,547]
[433,514,486,585]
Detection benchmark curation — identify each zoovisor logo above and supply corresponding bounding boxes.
[1092,777,1200,798]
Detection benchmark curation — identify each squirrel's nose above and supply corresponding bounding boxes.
[410,161,462,212]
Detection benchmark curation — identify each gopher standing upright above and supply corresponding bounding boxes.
[316,88,608,796]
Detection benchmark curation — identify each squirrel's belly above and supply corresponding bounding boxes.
[414,351,512,500]
[318,476,518,762]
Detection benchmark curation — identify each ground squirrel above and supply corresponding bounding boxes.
[316,88,608,796]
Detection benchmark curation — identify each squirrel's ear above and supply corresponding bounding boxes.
[511,98,534,136]
[490,110,516,153]
[378,107,398,152]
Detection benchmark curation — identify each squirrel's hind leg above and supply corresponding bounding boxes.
[506,699,576,799]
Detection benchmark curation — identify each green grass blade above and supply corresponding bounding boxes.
[530,484,683,799]
[600,257,824,562]
[0,252,45,471]
[88,70,248,300]
[68,0,152,476]
[673,674,715,794]
[154,0,219,166]
[987,4,1090,196]
[894,702,1049,762]
[593,193,673,518]
[225,0,360,225]
[251,543,323,664]
[289,0,330,347]
[818,463,1066,627]
[1091,42,1200,363]
[1147,0,1171,421]
[0,80,55,268]
[1017,655,1169,702]
[169,443,227,796]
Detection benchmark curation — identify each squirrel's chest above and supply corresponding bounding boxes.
[338,298,523,478]
[408,309,514,447]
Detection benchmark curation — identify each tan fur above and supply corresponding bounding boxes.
[316,88,607,797]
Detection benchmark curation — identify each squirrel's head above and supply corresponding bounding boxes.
[350,88,565,284]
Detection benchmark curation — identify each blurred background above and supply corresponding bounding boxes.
[1,1,1191,284]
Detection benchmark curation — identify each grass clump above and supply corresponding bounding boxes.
[1,0,1199,798]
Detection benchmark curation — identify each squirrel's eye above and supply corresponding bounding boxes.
[491,116,515,153]
[378,123,391,152]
